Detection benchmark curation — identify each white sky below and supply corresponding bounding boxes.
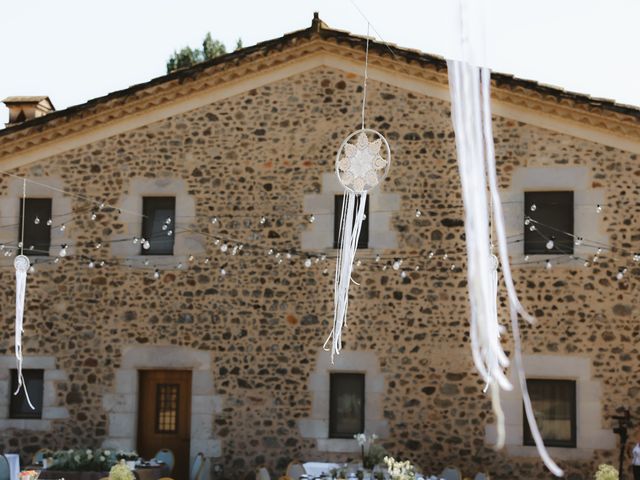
[1,0,639,126]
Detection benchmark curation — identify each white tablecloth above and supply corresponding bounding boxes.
[303,462,341,477]
[5,453,20,480]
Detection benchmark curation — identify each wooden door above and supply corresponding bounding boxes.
[138,370,192,480]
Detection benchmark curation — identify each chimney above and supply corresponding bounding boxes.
[2,96,55,126]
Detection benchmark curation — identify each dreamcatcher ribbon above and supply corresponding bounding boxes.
[447,60,562,476]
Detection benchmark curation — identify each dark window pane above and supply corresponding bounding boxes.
[329,373,365,438]
[156,383,179,433]
[524,191,574,255]
[19,198,52,256]
[9,369,44,419]
[334,195,369,249]
[523,379,576,448]
[141,197,175,255]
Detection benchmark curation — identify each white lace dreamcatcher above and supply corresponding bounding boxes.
[325,26,391,362]
[14,179,35,409]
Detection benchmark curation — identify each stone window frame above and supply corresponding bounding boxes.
[0,355,69,431]
[501,166,607,266]
[102,345,222,466]
[302,173,399,251]
[0,176,72,265]
[111,177,204,264]
[484,354,616,460]
[298,350,388,453]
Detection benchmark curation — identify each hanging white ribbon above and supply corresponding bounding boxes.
[447,59,563,476]
[324,190,368,363]
[13,254,34,409]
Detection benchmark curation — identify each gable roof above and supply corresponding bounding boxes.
[1,13,639,161]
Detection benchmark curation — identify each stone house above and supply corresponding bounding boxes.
[0,13,638,480]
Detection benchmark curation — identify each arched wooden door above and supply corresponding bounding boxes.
[137,370,192,480]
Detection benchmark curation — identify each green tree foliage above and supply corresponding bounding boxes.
[166,33,243,73]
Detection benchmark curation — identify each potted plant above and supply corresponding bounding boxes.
[354,433,387,471]
[109,460,135,480]
[383,456,416,480]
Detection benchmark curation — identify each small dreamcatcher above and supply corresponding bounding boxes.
[324,25,392,362]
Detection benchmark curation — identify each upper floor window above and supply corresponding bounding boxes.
[141,197,175,255]
[334,195,369,249]
[329,372,365,438]
[9,369,44,419]
[19,198,52,256]
[523,379,576,448]
[524,191,573,255]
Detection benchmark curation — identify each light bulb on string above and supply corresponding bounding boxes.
[320,254,326,261]
[214,239,220,246]
[428,251,434,259]
[60,224,66,232]
[143,259,149,266]
[133,237,139,244]
[99,261,105,267]
[95,242,102,249]
[524,217,530,226]
[162,224,168,231]
[414,265,420,271]
[211,216,219,225]
[356,259,362,267]
[167,230,173,236]
[616,270,624,281]
[17,241,23,249]
[34,216,40,225]
[220,243,228,253]
[53,257,59,264]
[392,259,402,271]
[322,268,328,276]
[545,259,552,270]
[59,245,68,257]
[415,209,422,218]
[443,253,448,260]
[308,214,315,223]
[530,203,537,212]
[28,265,35,274]
[574,237,582,246]
[90,212,97,221]
[304,257,312,268]
[98,202,105,210]
[268,248,274,255]
[154,269,160,280]
[375,254,380,262]
[286,253,292,260]
[259,216,266,225]
[546,239,555,250]
[220,266,227,276]
[142,240,151,250]
[634,254,640,262]
[314,257,320,264]
[583,261,590,267]
[46,219,52,226]
[177,263,183,269]
[188,255,195,262]
[450,264,456,270]
[400,270,407,279]
[165,217,172,225]
[88,260,95,269]
[597,248,603,255]
[232,245,239,255]
[524,255,529,262]
[204,257,210,264]
[382,264,388,271]
[28,245,34,251]
[529,225,536,231]
[592,255,599,263]
[596,204,602,213]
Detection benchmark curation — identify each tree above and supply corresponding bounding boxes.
[166,33,242,73]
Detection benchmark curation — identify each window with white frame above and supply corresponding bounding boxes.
[523,379,576,448]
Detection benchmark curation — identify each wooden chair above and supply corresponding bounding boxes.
[190,452,206,480]
[153,448,176,473]
[0,455,10,480]
[286,460,305,480]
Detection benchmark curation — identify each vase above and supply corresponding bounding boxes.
[126,460,136,470]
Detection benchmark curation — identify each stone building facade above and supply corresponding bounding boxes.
[0,15,639,480]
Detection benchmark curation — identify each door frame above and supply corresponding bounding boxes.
[102,345,222,466]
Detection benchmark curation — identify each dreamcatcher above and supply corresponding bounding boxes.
[325,25,391,362]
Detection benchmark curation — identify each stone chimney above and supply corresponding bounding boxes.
[2,96,55,126]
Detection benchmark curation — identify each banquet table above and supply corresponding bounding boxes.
[38,464,170,480]
[5,454,20,480]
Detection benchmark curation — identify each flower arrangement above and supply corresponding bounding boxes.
[18,471,39,480]
[109,460,135,480]
[354,433,387,469]
[595,464,619,480]
[384,456,416,480]
[50,449,115,472]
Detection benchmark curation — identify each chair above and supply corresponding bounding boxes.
[33,449,49,464]
[286,461,305,480]
[190,452,206,480]
[0,455,10,480]
[440,467,462,480]
[256,466,271,480]
[474,474,489,480]
[154,449,176,473]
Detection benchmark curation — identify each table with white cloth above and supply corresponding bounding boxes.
[303,462,341,477]
[5,453,20,480]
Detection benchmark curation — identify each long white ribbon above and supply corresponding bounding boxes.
[324,191,367,362]
[447,59,562,476]
[14,254,34,409]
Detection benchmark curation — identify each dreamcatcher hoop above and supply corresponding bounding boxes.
[336,128,391,194]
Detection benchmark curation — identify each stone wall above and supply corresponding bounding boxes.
[0,65,638,480]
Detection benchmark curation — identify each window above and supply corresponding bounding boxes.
[523,379,576,448]
[141,197,175,255]
[9,369,44,419]
[329,373,365,438]
[19,198,52,256]
[334,195,369,249]
[156,383,179,433]
[524,191,573,255]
